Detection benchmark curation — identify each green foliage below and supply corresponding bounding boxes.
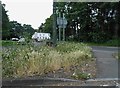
[56,41,91,54]
[9,21,35,39]
[9,21,23,38]
[38,15,53,37]
[71,72,91,80]
[86,38,120,47]
[105,38,120,46]
[2,4,10,40]
[43,2,118,43]
[2,40,17,46]
[2,42,92,78]
[22,24,35,36]
[88,31,109,43]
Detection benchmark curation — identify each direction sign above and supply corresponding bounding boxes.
[63,18,67,26]
[57,17,67,28]
[57,17,62,26]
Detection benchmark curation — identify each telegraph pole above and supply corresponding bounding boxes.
[58,12,61,41]
[63,13,65,41]
[53,1,57,47]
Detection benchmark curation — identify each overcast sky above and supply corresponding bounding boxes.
[1,0,53,29]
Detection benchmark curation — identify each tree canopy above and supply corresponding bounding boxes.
[2,3,10,40]
[40,2,119,43]
[9,21,35,39]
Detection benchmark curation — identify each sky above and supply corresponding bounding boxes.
[1,0,53,29]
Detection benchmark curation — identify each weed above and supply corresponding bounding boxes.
[71,72,91,80]
[2,42,92,78]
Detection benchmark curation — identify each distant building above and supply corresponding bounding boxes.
[32,32,51,42]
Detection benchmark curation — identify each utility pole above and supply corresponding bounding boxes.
[53,1,57,47]
[63,13,65,41]
[58,12,61,41]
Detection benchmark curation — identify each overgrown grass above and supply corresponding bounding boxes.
[113,52,120,60]
[118,53,120,60]
[2,42,93,78]
[1,40,18,46]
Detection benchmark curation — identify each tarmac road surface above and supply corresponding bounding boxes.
[91,46,119,78]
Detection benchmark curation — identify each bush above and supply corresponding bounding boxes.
[105,38,120,46]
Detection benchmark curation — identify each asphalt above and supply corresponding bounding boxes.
[91,46,119,78]
[1,46,120,87]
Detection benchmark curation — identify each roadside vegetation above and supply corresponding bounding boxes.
[1,40,18,46]
[113,52,120,60]
[86,38,120,47]
[2,2,118,80]
[2,42,95,79]
[118,53,120,60]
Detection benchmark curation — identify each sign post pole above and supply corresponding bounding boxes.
[62,13,67,41]
[53,1,57,47]
[57,10,67,41]
[58,12,61,41]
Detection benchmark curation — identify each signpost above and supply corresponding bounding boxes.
[62,13,67,41]
[57,12,62,41]
[53,1,57,47]
[57,13,67,41]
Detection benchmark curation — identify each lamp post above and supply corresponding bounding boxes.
[53,1,57,47]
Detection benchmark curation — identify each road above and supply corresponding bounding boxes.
[91,46,119,78]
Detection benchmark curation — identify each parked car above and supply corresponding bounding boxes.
[18,38,25,43]
[11,38,19,41]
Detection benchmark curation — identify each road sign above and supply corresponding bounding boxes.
[63,18,67,25]
[57,13,68,41]
[57,17,67,28]
[57,17,62,26]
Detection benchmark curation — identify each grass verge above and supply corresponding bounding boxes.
[1,40,18,46]
[113,52,120,60]
[86,38,120,47]
[2,42,95,79]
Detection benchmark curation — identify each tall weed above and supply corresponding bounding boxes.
[2,42,92,78]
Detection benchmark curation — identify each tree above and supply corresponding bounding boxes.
[2,3,10,40]
[22,24,34,39]
[38,23,44,32]
[0,2,2,38]
[56,2,119,42]
[38,15,53,38]
[9,21,35,39]
[9,21,23,38]
[40,2,119,42]
[23,24,34,34]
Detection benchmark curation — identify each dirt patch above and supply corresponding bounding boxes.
[40,58,97,80]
